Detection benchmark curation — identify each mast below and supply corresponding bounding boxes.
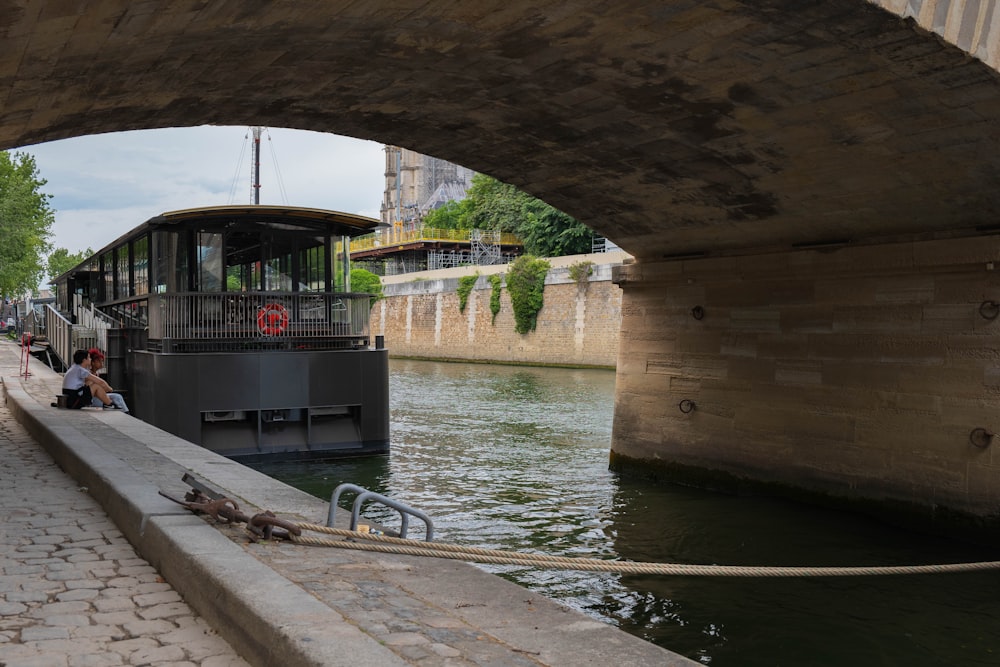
[251,126,263,205]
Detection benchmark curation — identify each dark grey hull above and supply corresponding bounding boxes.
[127,348,389,461]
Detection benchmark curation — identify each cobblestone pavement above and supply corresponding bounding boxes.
[0,399,250,667]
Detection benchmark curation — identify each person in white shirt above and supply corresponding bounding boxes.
[61,349,115,409]
[86,348,128,412]
[61,349,94,409]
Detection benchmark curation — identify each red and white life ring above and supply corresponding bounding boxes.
[256,303,289,336]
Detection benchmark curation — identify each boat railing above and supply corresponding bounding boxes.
[73,295,113,355]
[147,291,373,352]
[45,304,73,368]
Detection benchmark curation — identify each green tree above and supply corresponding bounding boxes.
[450,174,594,257]
[463,174,529,232]
[350,267,383,302]
[517,198,593,257]
[422,199,468,230]
[47,247,93,282]
[0,152,55,297]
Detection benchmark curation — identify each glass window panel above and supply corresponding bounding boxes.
[333,236,349,292]
[101,251,114,301]
[196,232,223,292]
[298,236,326,292]
[133,236,149,296]
[225,230,262,292]
[263,235,294,292]
[116,245,130,299]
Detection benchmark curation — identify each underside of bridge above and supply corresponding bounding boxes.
[2,0,999,536]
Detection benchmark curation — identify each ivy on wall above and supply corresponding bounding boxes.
[489,274,503,324]
[507,255,550,334]
[457,273,478,312]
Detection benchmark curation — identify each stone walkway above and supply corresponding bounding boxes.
[0,398,249,667]
[0,338,695,667]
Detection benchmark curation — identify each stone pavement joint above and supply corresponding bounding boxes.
[0,339,696,666]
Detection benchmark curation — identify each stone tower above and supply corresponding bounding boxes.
[380,146,475,227]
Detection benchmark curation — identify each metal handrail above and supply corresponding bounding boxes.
[327,483,435,541]
[147,291,372,343]
[45,304,73,369]
[350,226,522,252]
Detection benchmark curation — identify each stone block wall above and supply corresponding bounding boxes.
[372,257,624,368]
[611,236,1000,523]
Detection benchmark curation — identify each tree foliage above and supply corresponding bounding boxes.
[0,152,54,297]
[506,255,550,334]
[421,199,468,230]
[423,174,594,257]
[350,267,384,302]
[47,247,93,283]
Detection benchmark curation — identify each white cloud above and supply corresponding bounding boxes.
[20,125,386,255]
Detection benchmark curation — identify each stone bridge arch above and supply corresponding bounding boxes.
[4,0,1000,534]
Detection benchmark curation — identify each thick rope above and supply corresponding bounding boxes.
[289,523,1000,578]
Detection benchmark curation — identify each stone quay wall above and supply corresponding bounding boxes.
[372,252,629,368]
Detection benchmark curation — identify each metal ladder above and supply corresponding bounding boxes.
[327,483,435,542]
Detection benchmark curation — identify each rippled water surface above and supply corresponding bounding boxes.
[253,359,1000,666]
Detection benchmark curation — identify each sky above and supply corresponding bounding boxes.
[19,125,387,256]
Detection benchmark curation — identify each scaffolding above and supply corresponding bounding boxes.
[470,229,502,266]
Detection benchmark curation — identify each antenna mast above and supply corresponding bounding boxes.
[251,126,263,205]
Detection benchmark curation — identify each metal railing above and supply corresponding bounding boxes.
[327,483,435,541]
[350,225,522,252]
[45,304,73,368]
[73,295,113,355]
[148,291,372,352]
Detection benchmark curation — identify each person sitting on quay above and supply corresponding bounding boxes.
[86,348,129,412]
[60,349,119,410]
[61,349,101,408]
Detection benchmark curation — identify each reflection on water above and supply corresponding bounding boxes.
[253,359,1000,666]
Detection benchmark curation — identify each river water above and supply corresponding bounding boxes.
[253,358,1000,666]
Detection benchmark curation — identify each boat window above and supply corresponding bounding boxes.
[299,236,326,292]
[224,230,262,292]
[116,245,130,299]
[101,251,114,302]
[263,234,294,292]
[86,257,100,303]
[152,232,168,294]
[196,232,224,292]
[334,236,349,292]
[133,236,149,296]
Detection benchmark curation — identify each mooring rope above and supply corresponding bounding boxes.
[289,522,1000,577]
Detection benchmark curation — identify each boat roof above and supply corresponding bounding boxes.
[54,204,381,283]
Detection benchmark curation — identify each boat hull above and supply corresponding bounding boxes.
[127,348,389,461]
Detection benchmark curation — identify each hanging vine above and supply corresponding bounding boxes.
[506,255,550,334]
[457,273,478,312]
[489,274,503,324]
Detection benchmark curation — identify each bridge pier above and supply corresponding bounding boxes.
[611,235,1000,536]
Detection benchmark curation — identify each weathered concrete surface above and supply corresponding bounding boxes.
[1,339,695,666]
